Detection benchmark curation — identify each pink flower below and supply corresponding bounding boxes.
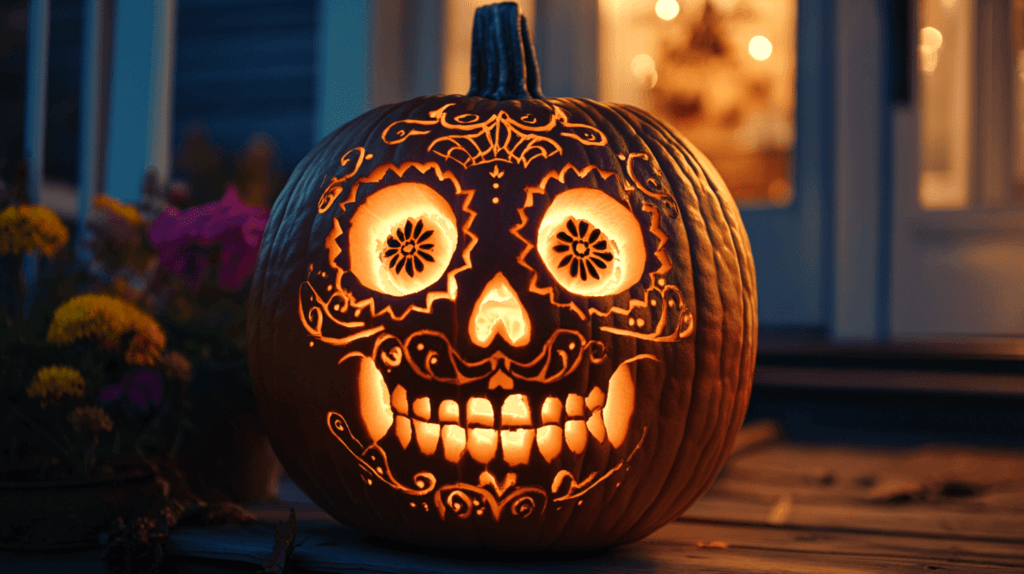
[149,186,268,292]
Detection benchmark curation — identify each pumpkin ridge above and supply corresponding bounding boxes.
[603,110,726,539]
[627,112,753,533]
[559,100,697,542]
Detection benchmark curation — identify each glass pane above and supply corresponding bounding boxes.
[918,0,973,210]
[599,0,797,205]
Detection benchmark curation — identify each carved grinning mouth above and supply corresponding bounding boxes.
[352,330,655,467]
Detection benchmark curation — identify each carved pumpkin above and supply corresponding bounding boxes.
[249,2,756,550]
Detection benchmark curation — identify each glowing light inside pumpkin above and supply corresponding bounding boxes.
[536,425,563,462]
[541,397,563,424]
[502,428,536,466]
[468,428,499,463]
[564,420,588,454]
[348,182,458,296]
[395,415,412,448]
[501,394,532,426]
[438,399,460,423]
[414,420,441,455]
[391,385,408,415]
[469,272,532,347]
[586,410,607,443]
[565,393,584,418]
[466,397,495,427]
[441,424,466,462]
[413,396,431,420]
[356,356,393,443]
[605,356,652,448]
[537,188,646,297]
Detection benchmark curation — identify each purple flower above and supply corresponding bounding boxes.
[99,368,165,411]
[148,186,269,292]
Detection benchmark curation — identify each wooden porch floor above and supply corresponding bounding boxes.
[167,420,1024,573]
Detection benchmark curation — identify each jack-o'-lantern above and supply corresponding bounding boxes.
[249,2,756,550]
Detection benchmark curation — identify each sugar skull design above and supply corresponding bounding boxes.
[251,2,755,550]
[299,101,694,522]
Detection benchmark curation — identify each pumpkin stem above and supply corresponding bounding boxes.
[467,2,544,100]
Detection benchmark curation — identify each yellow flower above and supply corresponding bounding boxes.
[93,194,143,226]
[0,204,69,257]
[68,405,114,433]
[26,365,87,402]
[46,294,167,366]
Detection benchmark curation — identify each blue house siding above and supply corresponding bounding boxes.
[173,0,316,178]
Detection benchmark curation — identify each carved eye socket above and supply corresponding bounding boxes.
[537,188,646,297]
[348,182,458,296]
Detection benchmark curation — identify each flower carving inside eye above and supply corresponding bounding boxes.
[384,218,435,278]
[552,218,613,281]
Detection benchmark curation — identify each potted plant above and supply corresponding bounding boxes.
[84,181,279,504]
[0,282,198,548]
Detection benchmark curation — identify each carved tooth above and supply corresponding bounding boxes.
[501,394,531,427]
[466,397,494,427]
[395,415,412,448]
[586,409,606,442]
[585,386,606,411]
[536,424,563,462]
[391,385,409,415]
[564,420,588,454]
[441,424,466,462]
[413,396,431,420]
[606,359,638,448]
[356,357,393,443]
[438,399,460,424]
[541,397,563,424]
[467,428,498,463]
[414,420,440,455]
[565,393,585,418]
[501,428,535,466]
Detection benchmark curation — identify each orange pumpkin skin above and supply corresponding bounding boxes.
[249,3,756,550]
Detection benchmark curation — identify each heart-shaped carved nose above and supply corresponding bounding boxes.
[469,272,531,348]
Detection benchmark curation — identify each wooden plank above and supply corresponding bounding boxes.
[685,494,1024,542]
[669,519,1024,565]
[167,438,1024,572]
[168,516,1024,574]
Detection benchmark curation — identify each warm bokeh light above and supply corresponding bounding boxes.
[654,0,680,21]
[630,53,658,88]
[748,35,773,61]
[920,26,943,73]
[920,26,944,51]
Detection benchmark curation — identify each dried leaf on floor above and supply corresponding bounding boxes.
[865,474,927,503]
[766,494,792,526]
[260,508,298,574]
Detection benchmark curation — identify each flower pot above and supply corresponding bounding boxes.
[0,470,163,550]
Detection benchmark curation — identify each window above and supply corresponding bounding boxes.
[918,0,1024,210]
[599,0,798,206]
